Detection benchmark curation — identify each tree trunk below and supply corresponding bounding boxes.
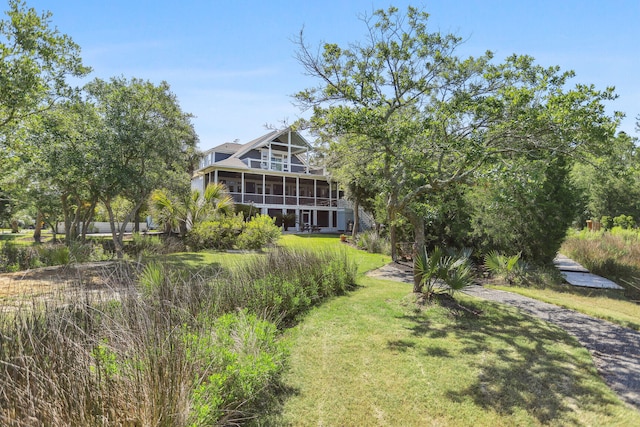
[33,211,44,243]
[134,207,140,233]
[351,199,359,239]
[408,213,426,293]
[104,197,125,259]
[80,199,97,240]
[388,193,398,261]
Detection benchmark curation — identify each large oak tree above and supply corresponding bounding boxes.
[295,6,620,291]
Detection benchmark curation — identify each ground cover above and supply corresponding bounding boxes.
[274,277,640,425]
[0,234,359,425]
[2,234,639,424]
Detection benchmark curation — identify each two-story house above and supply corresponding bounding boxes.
[191,127,353,232]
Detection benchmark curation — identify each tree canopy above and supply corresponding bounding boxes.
[295,5,620,286]
[0,0,90,133]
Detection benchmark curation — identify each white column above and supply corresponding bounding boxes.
[241,172,245,204]
[268,142,272,171]
[262,174,266,204]
[287,130,292,172]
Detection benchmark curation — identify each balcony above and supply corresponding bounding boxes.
[244,158,308,174]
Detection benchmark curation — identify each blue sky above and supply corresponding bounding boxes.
[15,0,640,150]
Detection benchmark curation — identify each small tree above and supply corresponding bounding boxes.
[151,183,235,236]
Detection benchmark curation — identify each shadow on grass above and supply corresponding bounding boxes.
[148,253,224,278]
[0,234,20,242]
[288,233,341,239]
[395,297,619,424]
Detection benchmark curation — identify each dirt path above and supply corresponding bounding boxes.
[0,262,127,310]
[368,262,640,409]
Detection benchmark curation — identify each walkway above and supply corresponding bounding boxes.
[554,254,624,290]
[368,263,640,409]
[463,285,640,409]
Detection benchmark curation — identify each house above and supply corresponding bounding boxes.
[191,128,355,232]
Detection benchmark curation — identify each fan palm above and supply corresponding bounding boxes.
[150,183,235,236]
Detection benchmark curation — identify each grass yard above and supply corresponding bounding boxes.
[3,232,639,424]
[275,276,640,426]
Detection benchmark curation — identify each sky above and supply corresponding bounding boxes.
[12,0,640,151]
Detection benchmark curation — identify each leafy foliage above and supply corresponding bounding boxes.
[150,183,235,236]
[484,251,526,285]
[414,246,474,297]
[0,0,90,133]
[186,214,244,251]
[355,229,390,255]
[295,5,619,269]
[236,214,281,250]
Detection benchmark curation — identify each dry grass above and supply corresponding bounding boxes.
[561,229,640,300]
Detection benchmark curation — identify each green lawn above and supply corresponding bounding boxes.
[5,232,638,424]
[275,277,640,426]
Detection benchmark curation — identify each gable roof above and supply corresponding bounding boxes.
[230,128,310,159]
[195,128,315,175]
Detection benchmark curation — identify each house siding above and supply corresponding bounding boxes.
[193,128,347,232]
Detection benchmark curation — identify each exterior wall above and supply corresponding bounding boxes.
[193,130,346,232]
[201,167,343,232]
[56,222,148,234]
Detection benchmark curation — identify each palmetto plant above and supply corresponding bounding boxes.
[483,251,525,285]
[414,246,474,297]
[150,183,235,236]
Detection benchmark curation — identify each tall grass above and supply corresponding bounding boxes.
[355,229,391,255]
[0,247,356,425]
[561,228,640,299]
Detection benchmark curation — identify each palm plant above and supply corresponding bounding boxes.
[483,251,525,285]
[414,246,474,297]
[150,183,235,236]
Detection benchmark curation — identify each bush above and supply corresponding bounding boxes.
[484,251,527,285]
[613,214,635,230]
[186,214,244,251]
[355,230,390,255]
[600,215,613,230]
[0,242,40,271]
[0,245,355,425]
[124,233,165,258]
[214,247,357,323]
[236,214,281,250]
[0,242,74,272]
[187,311,286,425]
[69,241,106,263]
[414,246,474,297]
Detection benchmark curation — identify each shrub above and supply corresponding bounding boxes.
[0,242,40,271]
[600,215,613,230]
[484,251,527,285]
[186,214,244,251]
[355,230,390,255]
[613,214,635,230]
[124,233,165,258]
[213,247,357,323]
[37,244,70,266]
[414,246,474,297]
[69,241,106,263]
[236,214,281,250]
[187,311,286,426]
